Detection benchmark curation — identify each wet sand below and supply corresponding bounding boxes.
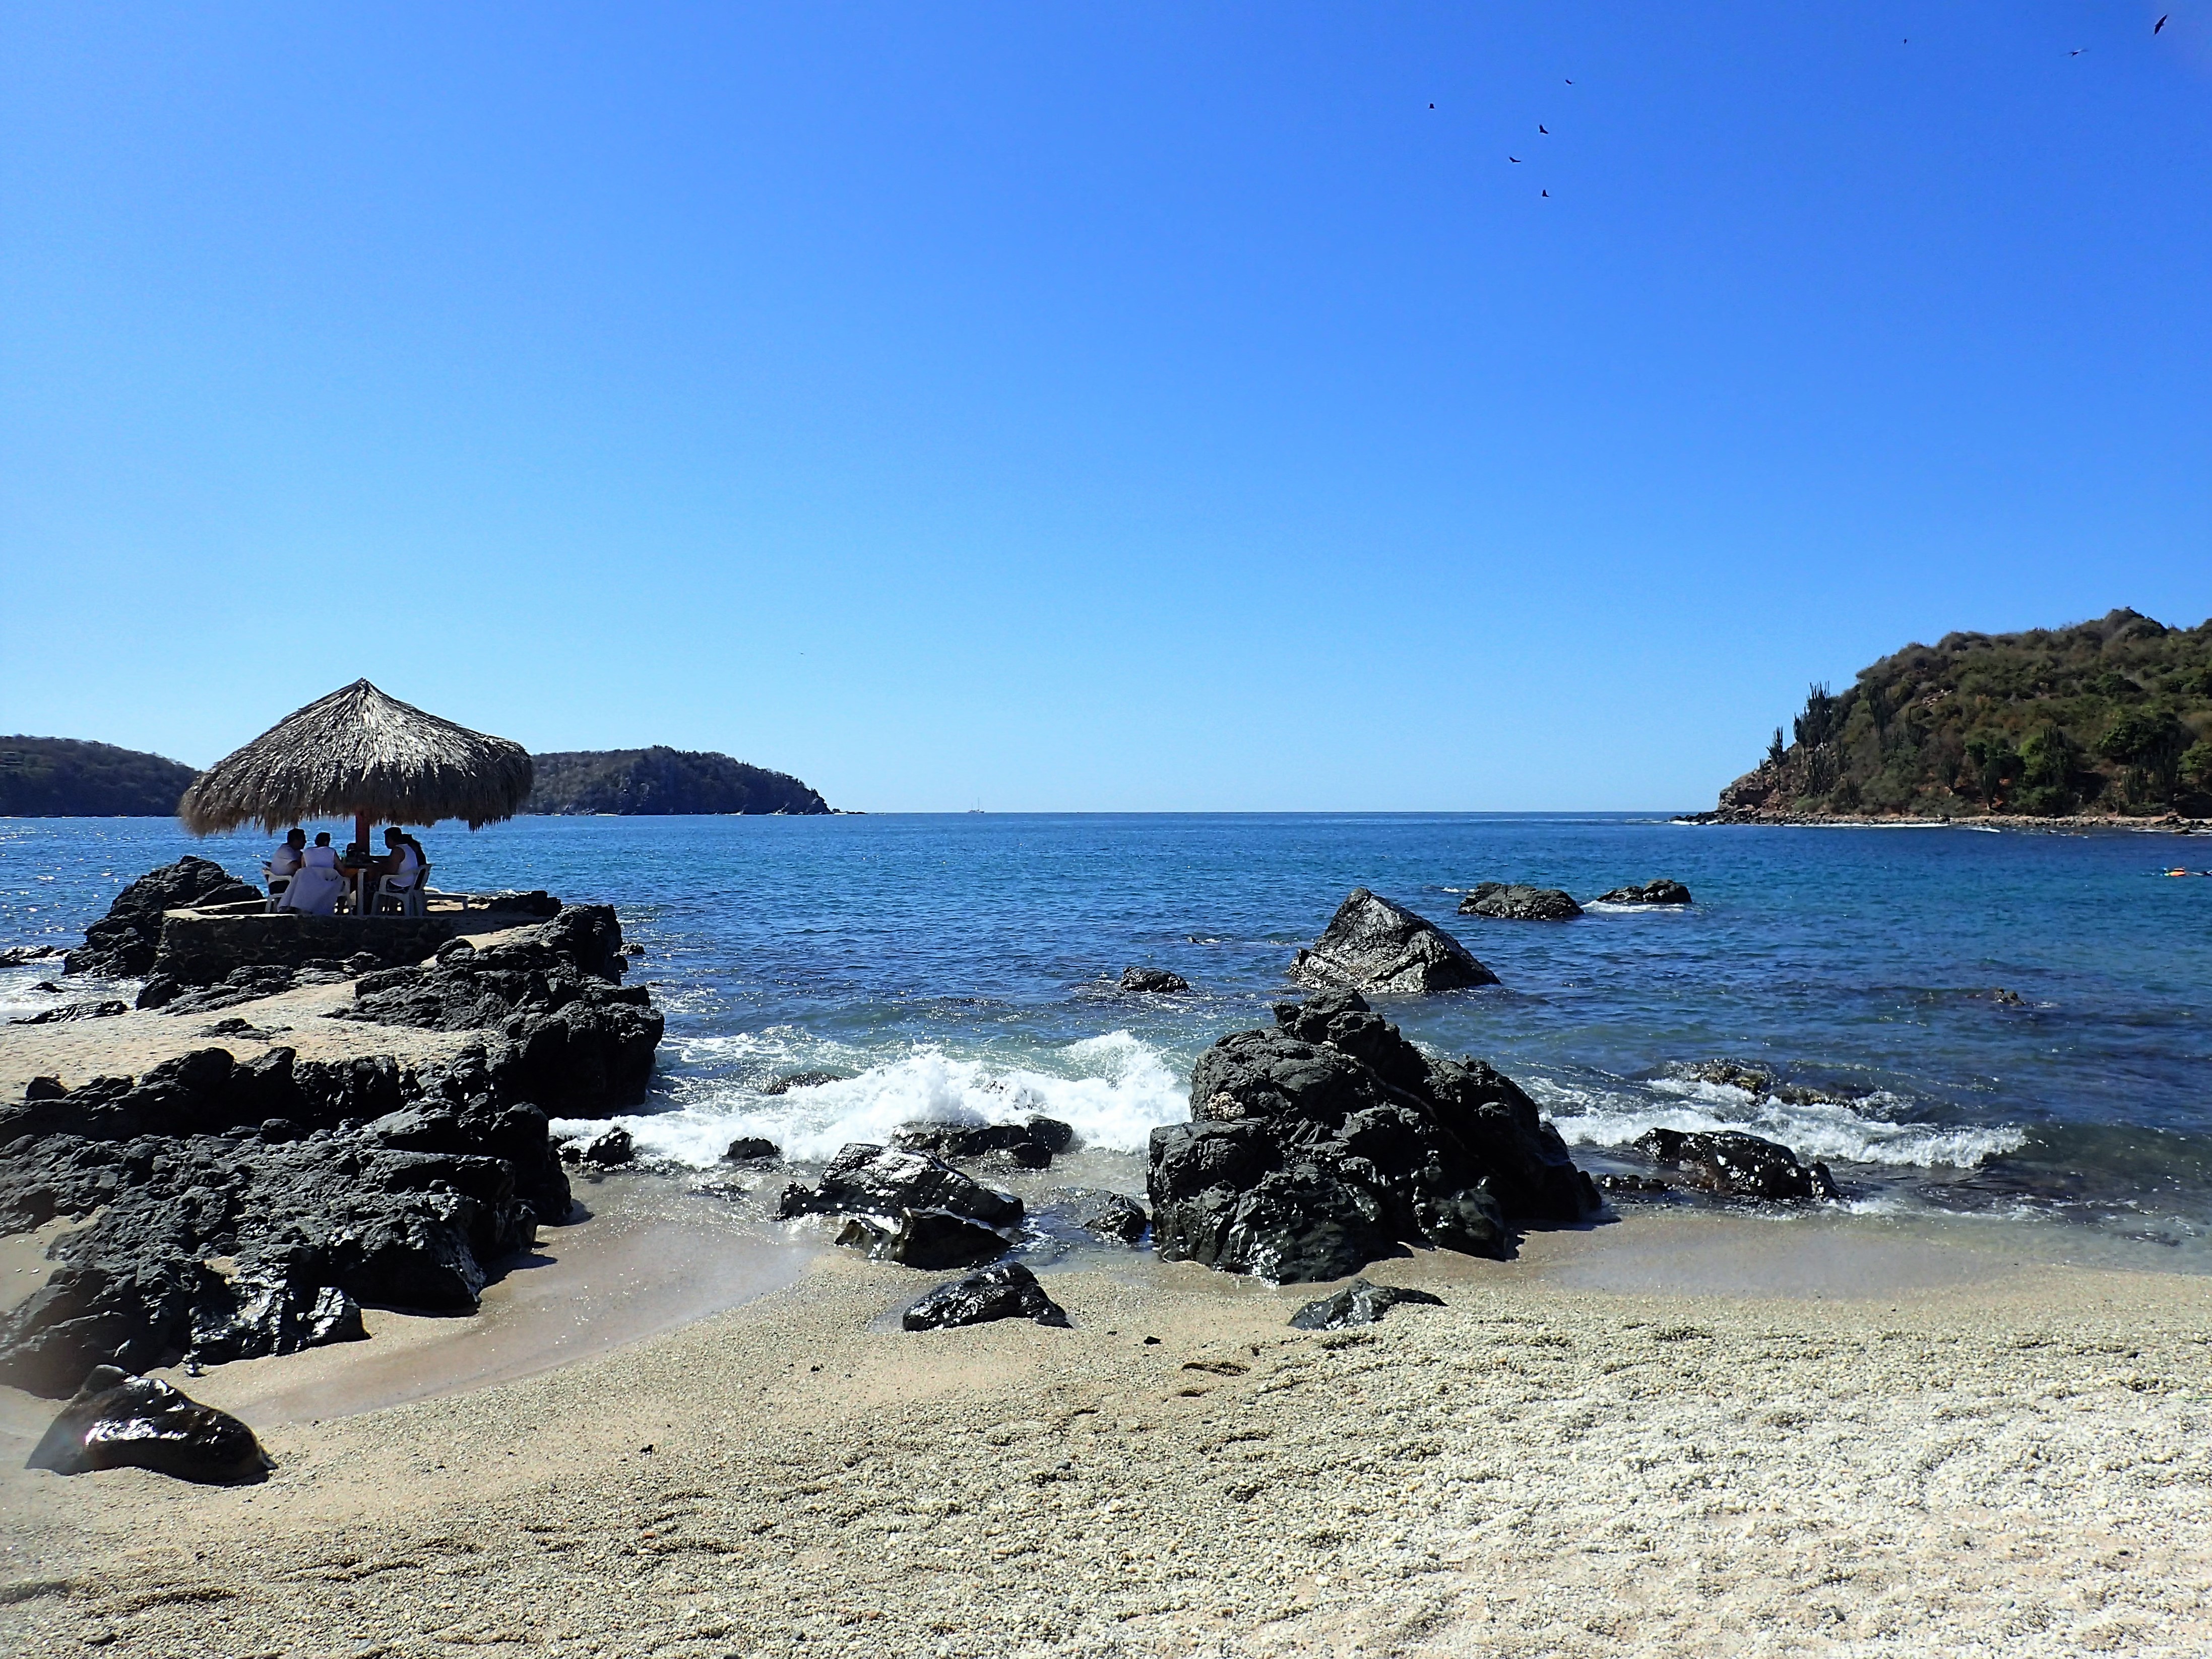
[6,1195,2211,1657]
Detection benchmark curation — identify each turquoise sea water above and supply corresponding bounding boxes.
[6,813,2210,1257]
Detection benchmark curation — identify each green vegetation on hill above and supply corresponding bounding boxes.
[0,736,199,817]
[524,747,832,815]
[1719,609,2212,818]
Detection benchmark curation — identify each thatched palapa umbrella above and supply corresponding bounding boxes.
[179,679,534,851]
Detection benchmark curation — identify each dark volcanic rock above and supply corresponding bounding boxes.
[156,965,299,1016]
[1594,879,1693,905]
[1634,1127,1839,1203]
[1,944,61,966]
[10,1000,129,1025]
[1119,967,1191,994]
[64,858,262,979]
[761,1070,849,1096]
[1457,883,1584,921]
[903,1261,1070,1331]
[27,1365,272,1484]
[1040,1187,1148,1246]
[335,907,662,1111]
[1149,989,1596,1283]
[724,1136,780,1163]
[837,1208,1011,1270]
[777,1144,1023,1233]
[1288,1278,1445,1330]
[891,1117,1073,1171]
[566,1127,635,1167]
[187,1262,365,1365]
[1288,889,1497,995]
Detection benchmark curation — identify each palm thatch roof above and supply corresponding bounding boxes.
[178,680,534,836]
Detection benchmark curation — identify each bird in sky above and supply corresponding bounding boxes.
[1509,155,1523,163]
[2156,14,2169,33]
[2071,46,2088,55]
[1429,102,1435,108]
[1542,188,1551,198]
[1539,124,1549,134]
[1565,78,1574,84]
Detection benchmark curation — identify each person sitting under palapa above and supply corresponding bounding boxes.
[276,832,348,916]
[371,827,428,914]
[263,828,306,898]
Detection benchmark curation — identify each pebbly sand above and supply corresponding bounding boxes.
[4,1184,2211,1659]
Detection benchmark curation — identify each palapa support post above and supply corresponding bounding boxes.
[355,811,372,856]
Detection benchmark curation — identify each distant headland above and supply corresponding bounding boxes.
[0,737,834,818]
[1684,608,2212,826]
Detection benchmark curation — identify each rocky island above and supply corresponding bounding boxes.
[1688,608,2212,824]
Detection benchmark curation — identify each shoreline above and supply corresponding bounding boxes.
[1674,810,2208,833]
[7,1202,2212,1654]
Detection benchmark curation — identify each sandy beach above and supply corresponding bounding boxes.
[6,1191,2210,1658]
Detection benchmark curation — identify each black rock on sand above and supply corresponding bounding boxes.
[1149,988,1598,1283]
[1289,1278,1445,1330]
[1288,889,1498,995]
[62,858,262,979]
[1457,883,1583,921]
[903,1261,1070,1331]
[28,1365,273,1485]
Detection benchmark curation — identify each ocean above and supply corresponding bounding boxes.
[6,812,2210,1263]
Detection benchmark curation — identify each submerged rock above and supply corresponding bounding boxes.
[1288,1278,1445,1330]
[0,944,60,966]
[1594,879,1693,905]
[1039,1187,1148,1246]
[903,1261,1070,1331]
[891,1117,1073,1171]
[63,858,261,979]
[1288,889,1497,996]
[1634,1127,1838,1203]
[1457,883,1583,921]
[1149,989,1596,1283]
[761,1070,849,1096]
[724,1136,780,1163]
[27,1365,271,1484]
[1118,967,1191,994]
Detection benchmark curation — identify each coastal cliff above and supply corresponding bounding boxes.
[522,747,831,815]
[1697,609,2212,822]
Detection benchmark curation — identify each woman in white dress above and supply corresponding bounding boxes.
[263,828,306,899]
[279,833,347,916]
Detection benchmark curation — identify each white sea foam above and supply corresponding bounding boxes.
[1528,1075,2026,1171]
[554,1030,1188,1170]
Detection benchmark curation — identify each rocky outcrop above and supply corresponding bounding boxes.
[1288,889,1497,996]
[1594,879,1693,905]
[724,1136,780,1162]
[1119,967,1190,994]
[1457,883,1583,921]
[28,1365,272,1484]
[333,907,663,1112]
[891,1116,1073,1171]
[902,1262,1070,1331]
[1288,1278,1444,1330]
[0,944,61,966]
[1148,989,1596,1283]
[64,858,261,978]
[777,1144,1023,1269]
[1634,1127,1839,1203]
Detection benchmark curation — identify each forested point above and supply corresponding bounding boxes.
[1715,610,2212,819]
[523,747,833,815]
[0,737,200,816]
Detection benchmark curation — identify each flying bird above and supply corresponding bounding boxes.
[1542,189,1551,198]
[1539,124,1549,134]
[2071,46,2088,54]
[2157,14,2169,33]
[1509,155,1523,163]
[1565,78,1574,84]
[1429,102,1435,108]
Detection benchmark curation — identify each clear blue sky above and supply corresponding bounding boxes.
[3,3,2206,810]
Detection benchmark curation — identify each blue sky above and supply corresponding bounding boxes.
[3,2,2207,811]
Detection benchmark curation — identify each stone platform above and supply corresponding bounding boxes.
[152,892,561,986]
